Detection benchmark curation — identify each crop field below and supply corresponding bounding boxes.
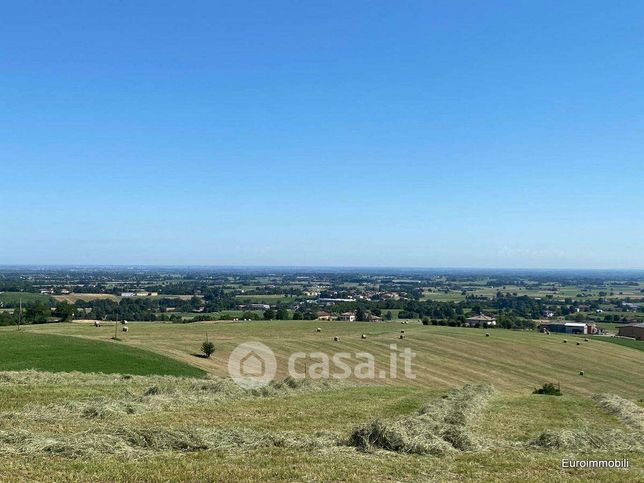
[0,291,52,305]
[235,294,297,303]
[0,321,642,481]
[422,283,644,304]
[156,310,266,320]
[52,293,120,303]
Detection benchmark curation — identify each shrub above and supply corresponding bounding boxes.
[533,383,562,396]
[201,341,215,358]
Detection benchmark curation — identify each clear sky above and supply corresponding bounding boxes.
[1,1,642,268]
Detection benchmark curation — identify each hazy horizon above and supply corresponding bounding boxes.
[2,264,644,274]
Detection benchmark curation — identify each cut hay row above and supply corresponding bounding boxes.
[0,370,202,388]
[529,393,644,452]
[347,383,495,455]
[0,426,340,457]
[530,428,643,451]
[591,393,644,431]
[0,374,339,424]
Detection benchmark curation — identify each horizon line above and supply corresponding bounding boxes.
[0,264,643,272]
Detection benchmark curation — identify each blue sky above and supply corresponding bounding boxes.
[1,1,642,268]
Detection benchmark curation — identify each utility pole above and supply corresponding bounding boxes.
[18,297,22,331]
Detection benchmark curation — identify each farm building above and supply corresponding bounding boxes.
[317,311,332,320]
[622,302,642,311]
[239,303,271,310]
[367,313,383,322]
[617,323,644,340]
[339,312,356,322]
[538,321,595,335]
[466,314,496,327]
[317,298,356,304]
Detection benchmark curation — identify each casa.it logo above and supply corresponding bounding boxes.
[228,341,277,389]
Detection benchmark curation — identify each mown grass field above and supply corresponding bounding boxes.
[24,320,644,397]
[0,321,641,481]
[52,293,120,303]
[0,331,205,377]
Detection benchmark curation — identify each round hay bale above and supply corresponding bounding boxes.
[485,333,490,337]
[579,370,585,376]
[316,327,321,332]
[399,334,405,340]
[400,330,405,334]
[563,339,567,343]
[584,338,589,342]
[122,326,129,332]
[361,334,367,339]
[576,341,581,346]
[333,336,339,342]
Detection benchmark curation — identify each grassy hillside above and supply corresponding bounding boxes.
[0,331,205,377]
[1,320,642,481]
[24,320,644,398]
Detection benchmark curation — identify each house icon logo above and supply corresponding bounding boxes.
[228,341,277,388]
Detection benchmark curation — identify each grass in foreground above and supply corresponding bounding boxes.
[0,331,205,377]
[0,372,641,482]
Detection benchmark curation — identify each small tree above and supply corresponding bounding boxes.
[54,301,75,322]
[356,306,366,322]
[201,339,215,358]
[263,309,276,320]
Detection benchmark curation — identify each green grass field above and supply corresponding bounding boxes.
[0,331,205,377]
[592,335,644,352]
[235,294,297,303]
[0,291,52,305]
[0,320,641,481]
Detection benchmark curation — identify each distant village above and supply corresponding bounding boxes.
[2,269,643,341]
